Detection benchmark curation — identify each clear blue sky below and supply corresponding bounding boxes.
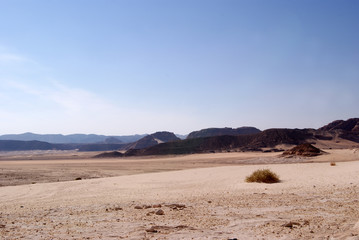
[0,0,358,135]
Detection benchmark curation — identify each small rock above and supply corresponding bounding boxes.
[152,204,162,208]
[282,222,301,228]
[165,203,186,210]
[134,205,143,209]
[146,226,158,233]
[0,224,5,228]
[155,209,165,215]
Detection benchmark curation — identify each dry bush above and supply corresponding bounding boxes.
[245,169,280,183]
[330,162,336,166]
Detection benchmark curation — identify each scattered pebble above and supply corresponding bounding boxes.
[282,222,301,228]
[165,203,186,210]
[155,209,165,215]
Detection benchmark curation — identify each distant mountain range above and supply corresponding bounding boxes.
[0,119,358,153]
[0,132,146,144]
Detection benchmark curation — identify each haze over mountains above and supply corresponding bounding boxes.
[0,132,145,144]
[0,118,358,153]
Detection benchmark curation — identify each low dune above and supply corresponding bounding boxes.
[1,150,359,239]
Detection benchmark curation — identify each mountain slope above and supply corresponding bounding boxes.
[125,131,181,150]
[187,127,261,139]
[318,118,359,143]
[318,118,359,132]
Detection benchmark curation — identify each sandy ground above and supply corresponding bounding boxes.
[1,151,281,187]
[1,149,359,239]
[1,149,358,187]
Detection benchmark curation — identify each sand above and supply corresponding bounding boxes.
[1,149,359,239]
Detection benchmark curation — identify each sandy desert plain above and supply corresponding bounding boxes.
[1,145,359,239]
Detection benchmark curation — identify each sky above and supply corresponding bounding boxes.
[0,0,358,135]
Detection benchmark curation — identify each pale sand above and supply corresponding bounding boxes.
[0,149,357,187]
[1,150,359,239]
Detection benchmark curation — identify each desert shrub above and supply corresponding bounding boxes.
[245,169,280,183]
[330,162,336,166]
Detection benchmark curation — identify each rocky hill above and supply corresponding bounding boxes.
[187,127,261,139]
[248,128,315,148]
[124,131,181,150]
[282,143,325,157]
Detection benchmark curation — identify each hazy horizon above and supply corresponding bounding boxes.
[0,118,355,136]
[1,0,358,135]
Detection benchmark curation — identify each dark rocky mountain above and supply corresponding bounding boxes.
[125,128,315,156]
[318,118,359,132]
[187,127,261,139]
[317,118,359,143]
[0,132,145,144]
[248,128,315,148]
[125,131,181,150]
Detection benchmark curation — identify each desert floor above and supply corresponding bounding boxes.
[1,149,359,239]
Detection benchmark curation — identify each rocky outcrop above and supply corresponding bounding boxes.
[282,143,325,157]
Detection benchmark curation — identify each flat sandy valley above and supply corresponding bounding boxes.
[1,149,359,239]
